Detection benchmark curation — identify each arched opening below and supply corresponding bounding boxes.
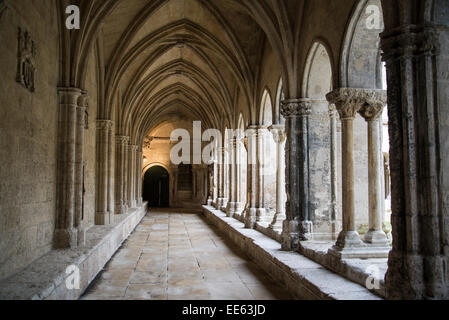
[143,166,170,208]
[259,90,277,225]
[341,0,391,243]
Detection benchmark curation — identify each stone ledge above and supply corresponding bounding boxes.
[202,205,382,300]
[299,241,388,298]
[0,205,148,300]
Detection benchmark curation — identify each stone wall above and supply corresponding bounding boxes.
[0,0,59,281]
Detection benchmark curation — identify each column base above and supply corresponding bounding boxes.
[95,211,112,225]
[329,231,389,259]
[115,203,128,215]
[226,202,244,217]
[269,213,286,231]
[54,228,78,249]
[281,219,313,251]
[245,208,257,229]
[216,198,227,211]
[77,227,86,247]
[256,208,273,224]
[364,230,390,247]
[328,245,390,259]
[128,200,137,209]
[281,220,299,251]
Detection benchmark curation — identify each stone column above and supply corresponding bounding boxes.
[127,145,137,209]
[115,136,129,214]
[359,96,390,248]
[216,147,228,210]
[75,92,87,246]
[329,104,338,232]
[381,21,449,299]
[326,89,364,256]
[227,137,244,217]
[256,127,270,223]
[327,88,389,258]
[280,100,312,250]
[245,126,258,228]
[95,120,114,225]
[54,87,85,249]
[207,163,214,206]
[269,125,286,231]
[136,149,143,206]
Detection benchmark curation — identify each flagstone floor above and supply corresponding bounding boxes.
[81,210,294,300]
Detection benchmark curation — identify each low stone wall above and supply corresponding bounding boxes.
[299,241,387,298]
[202,205,381,300]
[0,205,148,300]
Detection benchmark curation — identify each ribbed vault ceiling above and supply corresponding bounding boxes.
[61,0,305,145]
[95,0,267,145]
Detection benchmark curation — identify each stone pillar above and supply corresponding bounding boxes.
[115,136,129,214]
[280,100,312,251]
[381,21,449,299]
[136,149,143,206]
[75,92,87,246]
[127,145,137,209]
[207,163,214,206]
[54,87,86,249]
[326,89,364,257]
[329,104,338,233]
[256,127,270,223]
[327,88,389,258]
[95,120,114,225]
[245,126,258,228]
[359,97,390,248]
[216,147,228,210]
[226,137,244,217]
[269,125,286,231]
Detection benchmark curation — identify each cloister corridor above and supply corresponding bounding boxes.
[1,0,448,301]
[82,210,292,300]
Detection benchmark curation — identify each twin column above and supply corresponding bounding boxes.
[326,88,389,258]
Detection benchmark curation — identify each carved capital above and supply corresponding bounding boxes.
[359,92,387,121]
[116,135,129,145]
[381,24,440,61]
[326,88,385,121]
[269,125,286,144]
[246,126,259,138]
[280,99,312,118]
[96,120,113,131]
[58,87,83,105]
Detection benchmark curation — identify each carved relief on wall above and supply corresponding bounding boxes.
[16,28,36,92]
[143,137,154,150]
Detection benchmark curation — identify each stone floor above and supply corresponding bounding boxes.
[81,210,294,300]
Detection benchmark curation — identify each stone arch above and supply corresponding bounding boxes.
[274,78,285,125]
[259,89,274,126]
[340,0,384,89]
[142,162,171,177]
[303,41,334,99]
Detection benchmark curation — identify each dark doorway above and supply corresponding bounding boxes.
[143,166,170,207]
